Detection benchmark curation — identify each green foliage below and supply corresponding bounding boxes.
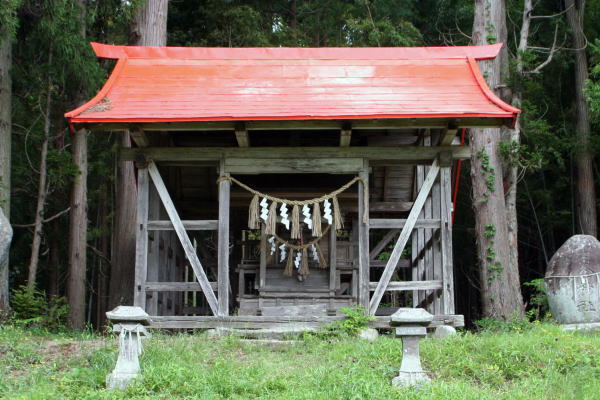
[523,278,550,320]
[0,0,21,38]
[309,305,375,339]
[10,285,68,331]
[474,314,537,333]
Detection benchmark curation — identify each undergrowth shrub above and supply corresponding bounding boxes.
[306,305,374,339]
[10,285,68,331]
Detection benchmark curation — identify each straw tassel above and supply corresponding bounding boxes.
[248,194,260,229]
[265,201,278,235]
[284,249,294,276]
[300,248,309,276]
[291,204,300,239]
[332,196,343,229]
[312,202,322,237]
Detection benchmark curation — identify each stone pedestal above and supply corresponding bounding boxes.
[105,306,151,390]
[390,308,433,388]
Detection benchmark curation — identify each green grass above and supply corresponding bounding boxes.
[1,323,600,399]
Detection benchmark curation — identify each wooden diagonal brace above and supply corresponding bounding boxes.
[369,158,440,315]
[147,161,219,315]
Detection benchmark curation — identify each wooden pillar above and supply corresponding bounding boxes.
[217,161,231,316]
[146,184,160,315]
[358,160,370,311]
[258,228,267,313]
[329,224,337,312]
[440,157,455,314]
[412,165,425,307]
[133,167,149,308]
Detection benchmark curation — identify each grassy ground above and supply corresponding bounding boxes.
[1,323,600,400]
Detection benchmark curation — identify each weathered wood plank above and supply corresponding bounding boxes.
[224,157,364,174]
[133,168,149,308]
[129,126,150,147]
[368,280,442,291]
[440,166,455,314]
[147,220,218,230]
[147,162,219,315]
[369,218,440,229]
[86,117,507,132]
[440,126,459,146]
[145,282,218,291]
[217,161,231,316]
[369,229,399,260]
[369,158,440,315]
[121,146,471,162]
[146,184,160,315]
[234,123,250,147]
[148,314,465,329]
[329,224,337,310]
[431,165,443,315]
[357,163,370,310]
[369,259,410,268]
[339,128,352,146]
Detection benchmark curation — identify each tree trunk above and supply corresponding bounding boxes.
[67,127,87,329]
[0,208,11,318]
[48,220,60,298]
[565,0,597,237]
[0,12,15,315]
[504,0,533,290]
[67,0,88,329]
[27,68,52,291]
[129,0,168,46]
[110,0,168,310]
[471,0,524,319]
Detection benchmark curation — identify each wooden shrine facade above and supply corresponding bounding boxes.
[66,43,519,329]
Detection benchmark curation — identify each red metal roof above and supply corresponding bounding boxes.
[66,42,519,125]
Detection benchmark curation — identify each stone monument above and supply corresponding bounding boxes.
[106,306,151,390]
[390,308,433,388]
[545,235,600,325]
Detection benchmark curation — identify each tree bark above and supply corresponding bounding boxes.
[110,0,168,310]
[129,0,168,46]
[67,0,88,329]
[27,65,52,291]
[504,0,533,289]
[68,127,87,329]
[565,0,597,237]
[471,0,524,319]
[0,10,15,315]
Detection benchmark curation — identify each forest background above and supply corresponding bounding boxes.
[1,0,599,329]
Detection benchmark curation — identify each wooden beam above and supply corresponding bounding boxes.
[147,220,218,230]
[147,314,465,329]
[224,157,364,174]
[234,123,249,147]
[144,282,218,291]
[85,117,508,132]
[121,146,471,162]
[217,160,230,316]
[368,280,442,291]
[370,218,440,229]
[439,125,459,146]
[130,126,150,147]
[339,128,352,146]
[147,161,219,315]
[133,168,149,308]
[369,229,399,260]
[369,158,440,315]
